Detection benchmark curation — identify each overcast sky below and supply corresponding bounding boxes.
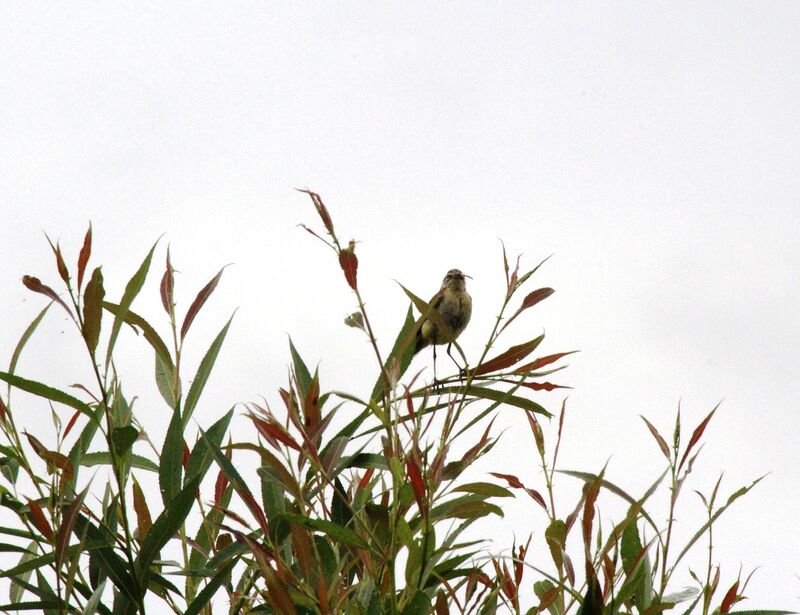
[2,3,799,608]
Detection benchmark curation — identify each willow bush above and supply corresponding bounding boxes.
[0,192,788,615]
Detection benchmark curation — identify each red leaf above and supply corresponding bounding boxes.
[215,469,229,504]
[26,498,53,540]
[473,334,544,376]
[490,472,547,510]
[406,457,426,511]
[160,247,174,315]
[515,351,578,374]
[0,396,8,423]
[501,287,554,332]
[299,189,335,235]
[338,242,358,291]
[582,476,602,553]
[520,381,569,392]
[641,416,671,460]
[180,267,225,340]
[77,224,92,290]
[21,276,75,322]
[53,241,69,284]
[490,472,524,489]
[182,442,190,469]
[720,580,739,613]
[62,410,81,439]
[250,414,302,452]
[679,405,718,472]
[358,467,375,491]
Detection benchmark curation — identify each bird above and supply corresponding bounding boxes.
[414,269,472,383]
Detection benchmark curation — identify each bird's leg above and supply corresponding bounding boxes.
[447,342,469,379]
[432,344,441,390]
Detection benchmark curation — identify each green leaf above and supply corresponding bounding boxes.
[136,476,201,581]
[102,302,174,373]
[370,304,416,401]
[289,338,312,398]
[111,426,139,458]
[82,268,105,353]
[80,579,107,615]
[185,409,233,486]
[105,240,159,368]
[400,590,432,615]
[155,353,179,410]
[8,304,50,378]
[414,384,552,417]
[278,512,369,549]
[0,372,95,421]
[452,482,514,499]
[73,514,139,602]
[182,315,233,426]
[183,560,237,615]
[80,452,159,474]
[159,408,184,506]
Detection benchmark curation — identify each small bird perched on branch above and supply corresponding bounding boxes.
[414,269,472,382]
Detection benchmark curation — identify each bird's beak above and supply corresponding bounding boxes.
[463,273,473,279]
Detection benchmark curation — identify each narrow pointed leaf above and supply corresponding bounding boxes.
[55,484,90,571]
[8,305,51,378]
[104,240,159,368]
[181,267,225,341]
[102,302,173,372]
[473,334,544,376]
[278,512,369,549]
[132,479,152,541]
[77,224,92,290]
[21,277,74,322]
[0,373,94,420]
[160,248,174,315]
[501,288,554,332]
[182,315,233,426]
[160,408,184,506]
[678,405,718,472]
[515,351,579,374]
[83,267,106,352]
[371,304,416,401]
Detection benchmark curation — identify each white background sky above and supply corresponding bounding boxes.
[1,3,799,610]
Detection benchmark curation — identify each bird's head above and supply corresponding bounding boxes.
[441,269,471,291]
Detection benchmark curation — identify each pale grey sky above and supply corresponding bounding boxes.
[2,3,799,608]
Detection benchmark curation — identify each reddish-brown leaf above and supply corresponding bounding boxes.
[641,416,671,460]
[679,405,718,472]
[55,484,88,571]
[160,247,174,315]
[406,457,426,511]
[501,287,554,332]
[582,476,602,555]
[520,381,569,392]
[251,414,302,452]
[435,590,449,615]
[514,351,578,374]
[299,189,335,236]
[338,242,358,291]
[0,396,8,423]
[77,224,92,290]
[215,469,229,504]
[182,441,190,469]
[720,581,740,614]
[22,275,75,322]
[62,410,81,439]
[490,472,547,510]
[53,241,69,284]
[82,267,104,353]
[180,267,225,340]
[25,432,73,481]
[26,498,53,540]
[526,413,545,458]
[358,468,375,491]
[473,334,544,376]
[132,478,152,540]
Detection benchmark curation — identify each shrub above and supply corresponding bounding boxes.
[0,192,787,614]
